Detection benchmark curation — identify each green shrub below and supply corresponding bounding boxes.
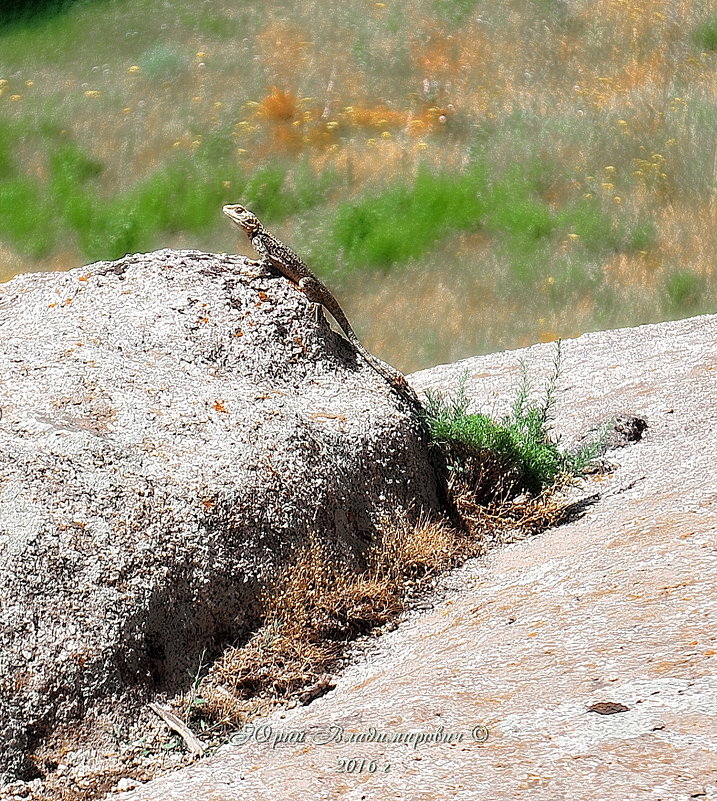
[433,0,478,25]
[193,8,240,38]
[0,119,337,263]
[240,162,335,221]
[664,270,702,312]
[0,126,13,180]
[332,164,488,270]
[78,158,232,260]
[485,195,554,240]
[0,0,73,26]
[289,162,338,215]
[424,342,603,495]
[693,15,717,51]
[623,219,657,251]
[0,177,53,257]
[48,140,102,195]
[483,165,554,240]
[557,198,619,253]
[79,203,145,262]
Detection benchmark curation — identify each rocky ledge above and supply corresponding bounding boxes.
[122,312,717,801]
[0,249,438,788]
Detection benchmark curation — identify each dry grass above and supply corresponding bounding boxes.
[194,468,576,733]
[19,470,575,799]
[21,466,577,799]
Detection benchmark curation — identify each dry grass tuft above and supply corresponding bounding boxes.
[198,535,401,728]
[195,465,575,733]
[450,471,574,548]
[370,515,462,580]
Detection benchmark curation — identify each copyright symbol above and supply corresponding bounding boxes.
[471,725,489,742]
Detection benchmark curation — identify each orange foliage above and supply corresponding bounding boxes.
[345,105,409,129]
[257,86,298,122]
[269,123,304,152]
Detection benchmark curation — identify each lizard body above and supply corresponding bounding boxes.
[222,204,421,410]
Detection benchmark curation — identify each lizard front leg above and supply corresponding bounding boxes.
[262,256,324,322]
[297,276,328,325]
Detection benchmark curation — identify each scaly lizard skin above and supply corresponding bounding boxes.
[222,204,421,409]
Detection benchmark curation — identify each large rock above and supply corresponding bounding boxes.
[121,313,717,801]
[0,250,439,785]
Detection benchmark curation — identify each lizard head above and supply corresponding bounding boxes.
[222,204,262,236]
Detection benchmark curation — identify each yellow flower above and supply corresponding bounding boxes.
[9,94,22,101]
[25,80,34,87]
[122,107,131,114]
[128,65,140,74]
[196,51,207,59]
[381,131,392,138]
[214,101,223,109]
[613,196,622,204]
[84,90,101,98]
[604,165,616,172]
[417,142,429,150]
[325,121,339,130]
[568,233,580,240]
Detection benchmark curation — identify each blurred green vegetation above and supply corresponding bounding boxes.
[0,116,660,286]
[0,119,340,261]
[693,15,717,51]
[0,0,76,26]
[0,0,715,369]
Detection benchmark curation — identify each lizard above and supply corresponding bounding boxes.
[222,203,422,410]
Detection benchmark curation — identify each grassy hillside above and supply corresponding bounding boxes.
[1,0,716,370]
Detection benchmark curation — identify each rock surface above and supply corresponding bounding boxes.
[0,250,438,785]
[121,313,717,801]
